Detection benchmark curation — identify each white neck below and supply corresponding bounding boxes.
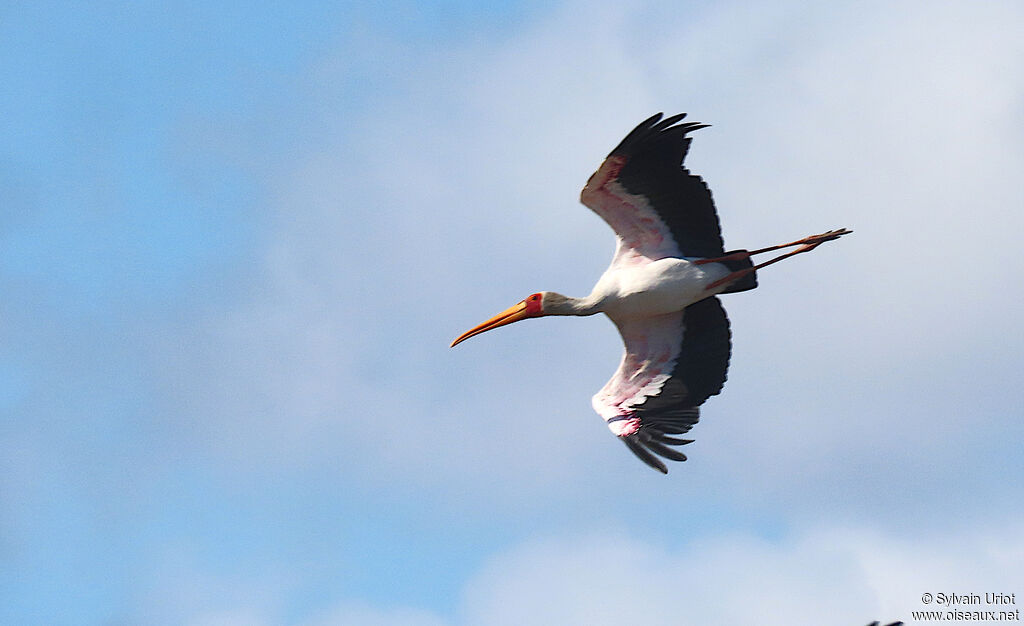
[542,292,604,316]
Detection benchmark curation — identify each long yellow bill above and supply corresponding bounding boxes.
[450,300,530,347]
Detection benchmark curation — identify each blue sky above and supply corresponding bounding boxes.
[3,1,1023,624]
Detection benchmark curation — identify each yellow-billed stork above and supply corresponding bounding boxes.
[451,113,849,473]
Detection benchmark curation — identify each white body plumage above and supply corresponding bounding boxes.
[591,256,732,320]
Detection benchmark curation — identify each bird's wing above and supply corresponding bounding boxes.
[591,296,731,473]
[580,112,727,263]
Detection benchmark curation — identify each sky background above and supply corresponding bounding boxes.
[2,1,1023,624]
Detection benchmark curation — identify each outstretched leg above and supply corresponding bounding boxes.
[744,228,851,257]
[696,228,851,291]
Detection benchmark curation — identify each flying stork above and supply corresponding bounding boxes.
[450,113,849,473]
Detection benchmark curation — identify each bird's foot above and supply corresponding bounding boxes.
[788,228,852,253]
[746,227,852,256]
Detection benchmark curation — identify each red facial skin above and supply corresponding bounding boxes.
[525,293,544,317]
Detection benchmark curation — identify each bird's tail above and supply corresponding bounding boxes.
[717,250,758,293]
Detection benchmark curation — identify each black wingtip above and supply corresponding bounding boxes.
[642,112,664,127]
[650,112,688,132]
[609,113,710,159]
[622,427,700,472]
[621,435,668,474]
[638,432,689,462]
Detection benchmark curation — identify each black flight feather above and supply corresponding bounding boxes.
[609,113,725,259]
[620,296,732,472]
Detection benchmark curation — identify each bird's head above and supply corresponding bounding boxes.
[450,292,549,347]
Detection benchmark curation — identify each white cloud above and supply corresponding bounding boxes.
[10,3,1023,625]
[458,523,1024,626]
[158,521,1024,626]
[127,545,292,626]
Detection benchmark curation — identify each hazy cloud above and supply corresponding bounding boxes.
[16,2,1009,623]
[149,0,1024,520]
[458,521,1024,626]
